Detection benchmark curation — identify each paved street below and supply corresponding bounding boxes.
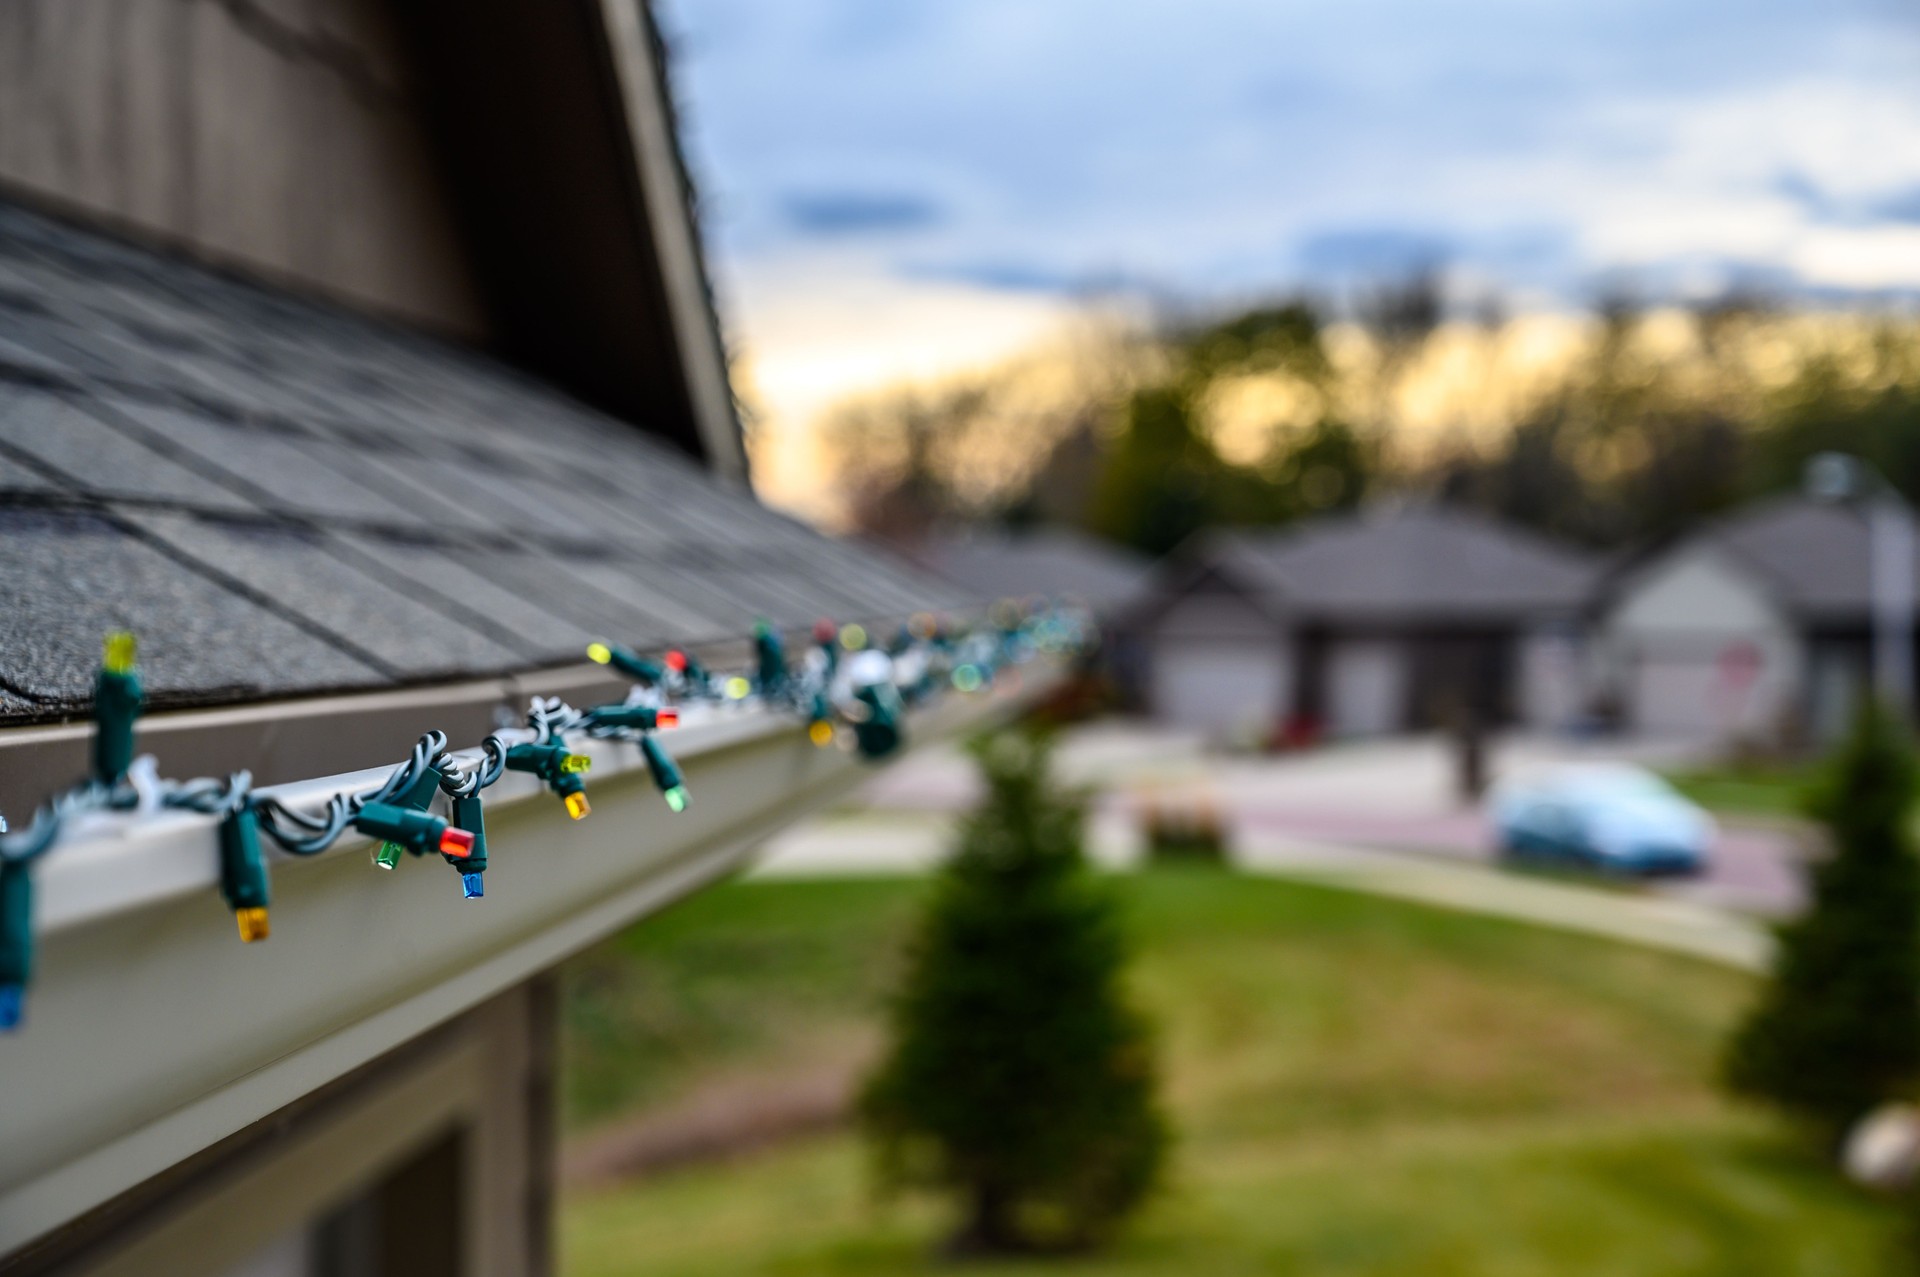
[754,723,1810,917]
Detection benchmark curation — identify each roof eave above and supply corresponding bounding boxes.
[0,660,1060,1250]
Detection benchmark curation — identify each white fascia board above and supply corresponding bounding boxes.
[33,693,781,935]
[0,673,1049,1253]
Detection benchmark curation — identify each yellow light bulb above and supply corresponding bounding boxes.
[808,720,834,747]
[586,642,613,665]
[724,676,751,700]
[839,623,867,651]
[103,631,137,675]
[565,792,591,820]
[235,907,270,943]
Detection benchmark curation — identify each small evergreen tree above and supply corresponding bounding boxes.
[1724,697,1920,1142]
[861,730,1166,1254]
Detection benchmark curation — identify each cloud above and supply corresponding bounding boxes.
[780,191,946,236]
[1295,229,1452,278]
[1868,183,1920,226]
[902,258,1158,297]
[1771,171,1833,218]
[658,0,1920,326]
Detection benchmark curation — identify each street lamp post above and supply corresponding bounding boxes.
[1807,452,1915,718]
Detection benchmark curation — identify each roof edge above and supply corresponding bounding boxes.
[593,0,749,485]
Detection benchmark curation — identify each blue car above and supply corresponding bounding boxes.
[1492,764,1714,877]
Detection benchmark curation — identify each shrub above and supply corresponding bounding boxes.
[861,730,1167,1254]
[1724,697,1920,1143]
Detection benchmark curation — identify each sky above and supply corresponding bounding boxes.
[654,0,1920,516]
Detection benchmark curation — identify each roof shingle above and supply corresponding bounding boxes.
[1210,505,1598,623]
[0,198,964,722]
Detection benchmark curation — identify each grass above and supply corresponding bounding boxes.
[560,870,1900,1275]
[1662,762,1815,821]
[562,876,930,1129]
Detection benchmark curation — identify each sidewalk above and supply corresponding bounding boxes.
[1242,837,1773,972]
[752,809,1773,973]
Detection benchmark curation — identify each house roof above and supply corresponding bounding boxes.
[1203,504,1600,624]
[1684,495,1918,622]
[0,198,961,724]
[914,528,1152,613]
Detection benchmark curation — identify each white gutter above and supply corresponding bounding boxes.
[0,670,1050,1251]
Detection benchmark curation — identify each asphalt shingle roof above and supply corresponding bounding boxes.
[0,198,965,722]
[916,529,1152,613]
[1212,505,1599,623]
[1693,495,1918,621]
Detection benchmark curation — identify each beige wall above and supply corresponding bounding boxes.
[0,0,488,336]
[1149,589,1291,740]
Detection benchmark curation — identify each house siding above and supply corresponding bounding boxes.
[1602,548,1805,743]
[0,0,489,335]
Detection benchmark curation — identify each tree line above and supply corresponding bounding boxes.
[827,290,1920,556]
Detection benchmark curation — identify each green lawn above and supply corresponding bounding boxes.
[560,871,1898,1276]
[1662,763,1815,821]
[563,877,927,1129]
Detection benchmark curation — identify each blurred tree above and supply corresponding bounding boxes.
[826,286,1920,560]
[1749,362,1920,507]
[1086,384,1223,555]
[827,382,989,541]
[1430,299,1751,548]
[1083,299,1370,552]
[994,415,1107,531]
[1260,417,1374,521]
[1181,300,1331,383]
[1437,408,1592,540]
[1620,409,1746,540]
[1724,698,1920,1144]
[862,731,1165,1255]
[1357,268,1444,348]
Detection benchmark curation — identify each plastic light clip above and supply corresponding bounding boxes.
[448,794,488,899]
[218,805,271,943]
[640,734,689,813]
[92,632,143,785]
[588,642,664,685]
[0,859,33,1031]
[505,743,591,816]
[355,800,459,862]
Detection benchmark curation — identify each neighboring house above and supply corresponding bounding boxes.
[912,528,1151,617]
[1130,506,1598,741]
[1597,496,1911,746]
[912,527,1155,706]
[0,6,998,1275]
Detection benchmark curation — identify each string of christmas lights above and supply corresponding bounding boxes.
[0,604,1090,1031]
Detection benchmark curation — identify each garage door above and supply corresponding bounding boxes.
[1628,657,1721,739]
[1327,639,1407,736]
[1151,638,1289,739]
[1630,642,1795,741]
